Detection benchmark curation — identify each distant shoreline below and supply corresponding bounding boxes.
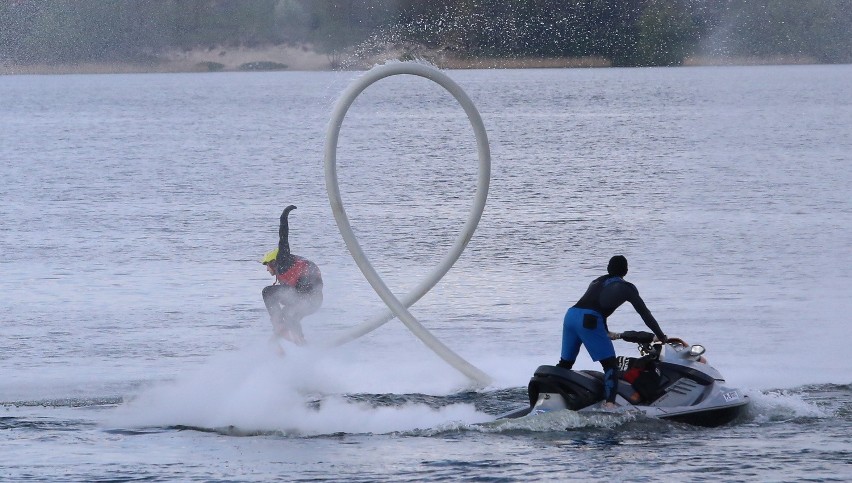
[0,44,825,75]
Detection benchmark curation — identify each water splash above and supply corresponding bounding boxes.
[743,388,831,422]
[105,339,494,436]
[479,408,639,433]
[335,6,595,70]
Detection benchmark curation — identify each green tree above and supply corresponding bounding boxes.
[634,0,698,66]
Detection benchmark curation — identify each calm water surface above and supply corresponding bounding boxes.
[1,64,851,481]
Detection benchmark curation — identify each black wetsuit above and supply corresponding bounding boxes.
[574,275,666,341]
[560,274,666,404]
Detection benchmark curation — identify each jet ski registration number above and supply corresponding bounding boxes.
[723,391,740,402]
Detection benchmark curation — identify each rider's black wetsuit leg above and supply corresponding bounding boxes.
[600,357,619,404]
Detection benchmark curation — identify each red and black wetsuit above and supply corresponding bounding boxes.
[271,205,322,292]
[274,255,322,292]
[262,206,323,343]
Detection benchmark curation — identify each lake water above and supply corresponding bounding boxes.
[1,64,850,481]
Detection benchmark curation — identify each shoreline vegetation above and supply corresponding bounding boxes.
[0,43,829,76]
[3,1,848,76]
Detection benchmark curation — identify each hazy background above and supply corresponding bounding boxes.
[2,0,851,72]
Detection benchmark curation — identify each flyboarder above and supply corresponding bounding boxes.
[261,205,323,346]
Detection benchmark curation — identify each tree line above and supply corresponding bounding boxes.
[1,0,850,67]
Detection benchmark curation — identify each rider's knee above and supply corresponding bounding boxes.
[600,357,618,371]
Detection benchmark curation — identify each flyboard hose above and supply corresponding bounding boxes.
[322,62,492,387]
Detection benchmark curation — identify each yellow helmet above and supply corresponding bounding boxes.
[260,248,278,265]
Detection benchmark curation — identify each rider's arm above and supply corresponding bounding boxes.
[624,283,667,342]
[277,205,297,264]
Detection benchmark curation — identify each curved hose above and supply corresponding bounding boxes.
[322,62,492,387]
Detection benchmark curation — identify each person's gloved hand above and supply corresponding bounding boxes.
[281,205,297,223]
[608,331,621,340]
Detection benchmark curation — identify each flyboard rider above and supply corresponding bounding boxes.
[558,255,668,409]
[260,205,323,346]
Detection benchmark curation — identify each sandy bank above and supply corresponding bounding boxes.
[0,44,332,75]
[0,43,824,75]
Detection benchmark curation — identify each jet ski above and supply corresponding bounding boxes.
[498,331,749,427]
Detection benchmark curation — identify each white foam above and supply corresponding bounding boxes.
[106,337,493,435]
[743,388,829,422]
[478,408,637,432]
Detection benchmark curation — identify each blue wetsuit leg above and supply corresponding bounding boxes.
[561,307,584,361]
[566,307,616,362]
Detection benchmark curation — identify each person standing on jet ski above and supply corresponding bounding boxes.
[558,255,667,409]
[261,205,323,346]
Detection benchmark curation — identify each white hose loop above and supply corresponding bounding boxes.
[323,62,492,386]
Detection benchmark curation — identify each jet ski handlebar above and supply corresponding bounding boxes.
[618,331,689,347]
[619,331,656,344]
